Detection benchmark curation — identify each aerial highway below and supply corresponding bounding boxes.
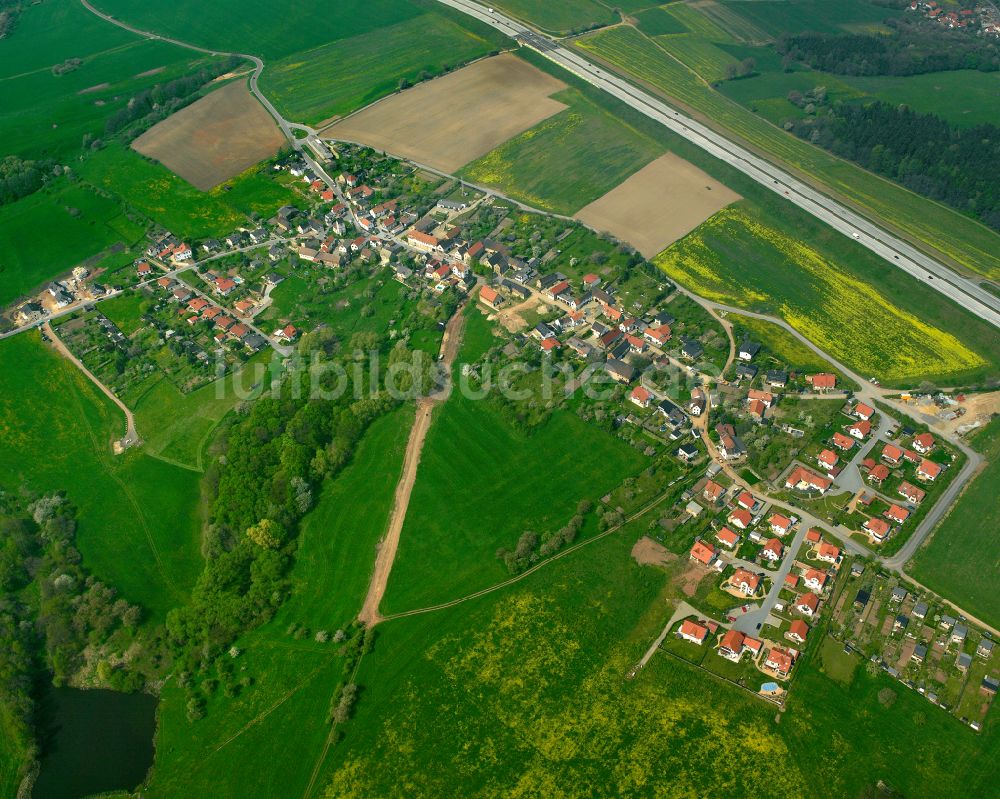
[436,0,1000,329]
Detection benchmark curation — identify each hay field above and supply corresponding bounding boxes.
[575,152,740,257]
[322,54,568,173]
[132,81,285,190]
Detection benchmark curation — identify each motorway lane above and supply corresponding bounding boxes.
[434,0,1000,328]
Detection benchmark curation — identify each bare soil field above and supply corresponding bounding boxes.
[322,53,568,173]
[131,80,285,190]
[574,151,741,258]
[631,536,676,568]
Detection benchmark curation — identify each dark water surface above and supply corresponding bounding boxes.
[33,687,156,799]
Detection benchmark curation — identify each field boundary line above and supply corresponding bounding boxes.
[381,484,678,623]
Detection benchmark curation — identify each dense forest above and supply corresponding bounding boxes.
[785,97,1000,232]
[0,156,54,207]
[778,21,1000,76]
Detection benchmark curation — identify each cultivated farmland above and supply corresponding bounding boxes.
[460,87,664,214]
[260,14,507,125]
[574,24,1000,280]
[323,54,568,173]
[654,207,986,384]
[132,81,286,190]
[575,151,740,257]
[490,0,616,33]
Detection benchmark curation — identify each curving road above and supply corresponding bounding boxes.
[433,0,1000,328]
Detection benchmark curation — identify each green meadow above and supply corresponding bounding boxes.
[263,14,505,124]
[0,0,221,159]
[77,145,290,240]
[142,406,413,798]
[461,87,664,214]
[0,334,203,620]
[94,0,427,60]
[719,67,1000,130]
[716,0,902,37]
[320,528,998,798]
[0,180,145,306]
[910,416,1000,630]
[380,311,647,615]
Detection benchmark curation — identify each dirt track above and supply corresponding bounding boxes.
[323,53,567,173]
[358,306,468,625]
[575,152,741,258]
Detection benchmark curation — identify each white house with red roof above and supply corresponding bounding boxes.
[898,482,926,504]
[806,373,837,391]
[787,619,809,644]
[881,443,903,464]
[916,459,942,481]
[795,592,820,616]
[847,419,872,440]
[678,619,709,645]
[715,527,739,549]
[703,480,725,503]
[853,402,875,421]
[817,449,838,470]
[719,629,762,662]
[630,385,652,408]
[784,466,833,494]
[816,542,840,564]
[728,508,752,530]
[690,540,717,565]
[765,646,795,678]
[769,513,793,536]
[885,504,910,524]
[761,538,784,563]
[912,433,935,454]
[864,517,891,542]
[802,569,827,593]
[730,567,761,596]
[736,491,755,510]
[832,432,855,451]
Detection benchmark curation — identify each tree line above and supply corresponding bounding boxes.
[777,22,1000,77]
[0,156,54,206]
[785,98,1000,232]
[103,56,245,140]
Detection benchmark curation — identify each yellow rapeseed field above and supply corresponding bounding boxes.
[655,208,985,382]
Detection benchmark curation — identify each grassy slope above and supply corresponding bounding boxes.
[728,313,856,387]
[143,407,413,798]
[381,309,647,614]
[0,334,202,620]
[0,181,145,306]
[76,145,294,240]
[0,0,220,160]
[324,527,999,798]
[574,24,1000,280]
[909,416,1000,629]
[491,0,615,33]
[262,15,504,124]
[461,87,665,214]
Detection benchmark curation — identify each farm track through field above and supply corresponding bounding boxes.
[357,304,468,626]
[50,335,183,602]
